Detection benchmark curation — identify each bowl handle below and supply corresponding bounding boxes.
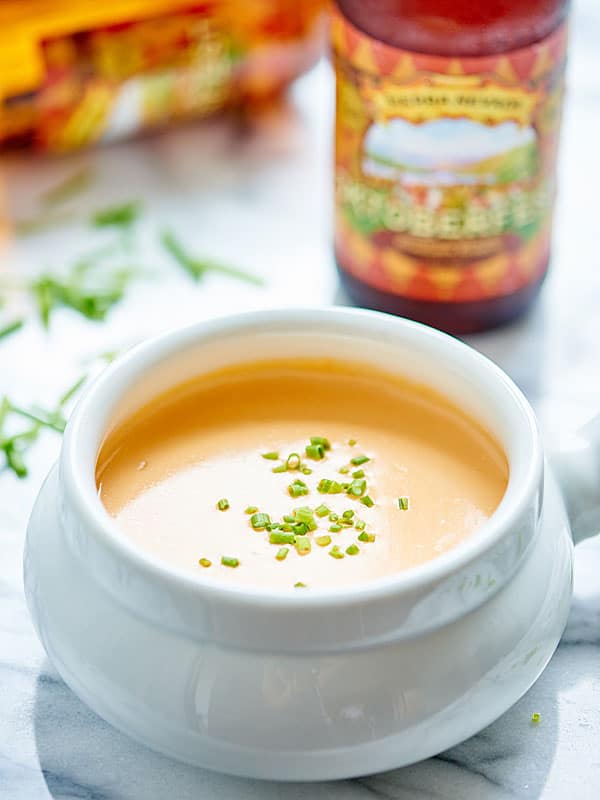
[551,415,600,544]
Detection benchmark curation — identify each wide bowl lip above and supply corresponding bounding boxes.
[61,306,543,609]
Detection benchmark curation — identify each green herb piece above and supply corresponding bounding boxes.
[338,465,349,474]
[329,523,342,533]
[245,506,259,514]
[281,523,293,532]
[346,544,360,556]
[276,547,289,561]
[315,504,330,517]
[358,531,375,543]
[329,546,344,560]
[305,443,325,460]
[302,467,312,475]
[317,478,343,494]
[342,509,355,520]
[250,512,271,530]
[347,478,367,497]
[288,480,309,498]
[398,496,410,511]
[262,451,279,460]
[199,558,212,568]
[310,436,331,450]
[0,319,24,342]
[531,712,541,724]
[348,439,357,446]
[292,522,308,535]
[295,535,311,555]
[295,507,315,525]
[339,517,353,526]
[283,514,296,523]
[350,455,370,466]
[361,495,374,508]
[329,512,338,522]
[355,519,366,531]
[272,464,287,473]
[316,535,331,547]
[352,469,364,479]
[270,532,296,545]
[161,229,263,285]
[286,453,302,471]
[41,167,94,207]
[294,582,307,588]
[92,202,140,228]
[217,498,230,511]
[221,556,239,568]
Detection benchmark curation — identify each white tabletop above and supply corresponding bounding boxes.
[1,3,599,797]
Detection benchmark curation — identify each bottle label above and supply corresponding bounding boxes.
[333,11,568,303]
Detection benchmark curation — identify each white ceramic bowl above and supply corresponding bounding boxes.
[24,308,594,781]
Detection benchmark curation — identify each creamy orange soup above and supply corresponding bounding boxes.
[96,359,508,589]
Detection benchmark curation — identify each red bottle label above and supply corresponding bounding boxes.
[333,10,568,303]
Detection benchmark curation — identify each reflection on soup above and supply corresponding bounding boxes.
[96,359,508,589]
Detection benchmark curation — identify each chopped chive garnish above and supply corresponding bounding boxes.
[316,535,331,547]
[341,482,350,490]
[286,453,302,470]
[302,467,313,475]
[283,514,296,523]
[361,495,374,508]
[358,531,375,542]
[221,556,239,568]
[346,544,360,556]
[295,535,311,555]
[315,504,330,518]
[352,469,365,479]
[250,512,271,530]
[339,518,353,526]
[398,496,410,510]
[350,455,370,466]
[347,478,367,497]
[282,523,293,532]
[270,532,296,544]
[199,558,212,568]
[342,509,355,520]
[531,712,541,724]
[295,507,315,525]
[338,465,350,474]
[262,451,279,460]
[245,505,259,514]
[329,512,338,522]
[310,436,331,450]
[272,464,288,473]
[329,523,342,532]
[305,443,325,460]
[276,547,289,561]
[348,439,357,446]
[355,519,366,531]
[293,522,308,535]
[329,546,344,559]
[217,498,230,511]
[317,478,343,494]
[294,582,307,588]
[288,482,309,497]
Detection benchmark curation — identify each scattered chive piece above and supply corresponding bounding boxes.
[347,478,367,497]
[281,523,293,532]
[294,582,307,588]
[199,558,212,568]
[531,712,541,724]
[358,531,375,543]
[346,544,360,556]
[338,465,350,474]
[288,481,309,498]
[342,509,355,520]
[245,506,259,514]
[262,451,279,460]
[41,167,93,207]
[305,443,325,460]
[329,546,344,559]
[355,519,366,531]
[92,201,140,228]
[352,469,365,479]
[329,512,338,522]
[221,556,239,568]
[348,439,357,446]
[270,532,296,544]
[286,452,302,470]
[283,514,296,523]
[398,496,410,511]
[272,464,287,473]
[339,518,353,527]
[310,436,331,450]
[0,319,25,342]
[302,467,312,475]
[217,498,230,511]
[295,535,311,555]
[161,229,263,285]
[317,478,343,494]
[250,512,270,530]
[315,504,330,518]
[361,495,374,508]
[276,547,289,561]
[329,524,342,532]
[350,455,370,466]
[293,522,308,535]
[316,535,331,547]
[295,507,315,525]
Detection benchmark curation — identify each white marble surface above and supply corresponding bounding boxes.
[1,2,600,797]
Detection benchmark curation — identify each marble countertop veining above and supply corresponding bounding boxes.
[1,2,600,798]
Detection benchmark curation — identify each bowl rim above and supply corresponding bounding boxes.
[61,306,543,610]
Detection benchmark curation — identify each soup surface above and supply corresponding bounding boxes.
[96,359,508,589]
